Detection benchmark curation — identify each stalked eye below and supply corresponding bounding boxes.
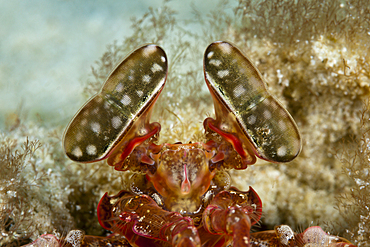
[64,44,168,163]
[204,41,301,163]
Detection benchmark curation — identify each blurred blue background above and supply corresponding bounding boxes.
[0,0,212,128]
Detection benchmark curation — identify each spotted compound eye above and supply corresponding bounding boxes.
[204,41,301,163]
[63,44,168,162]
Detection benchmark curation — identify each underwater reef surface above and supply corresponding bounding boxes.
[1,0,370,246]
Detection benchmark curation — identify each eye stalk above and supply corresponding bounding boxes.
[203,41,301,165]
[63,44,168,164]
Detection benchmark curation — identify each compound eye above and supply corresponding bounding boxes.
[64,44,168,162]
[204,41,301,163]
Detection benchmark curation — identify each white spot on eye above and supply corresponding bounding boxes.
[161,56,166,62]
[209,59,221,66]
[72,147,83,157]
[207,51,214,58]
[151,63,162,73]
[218,42,232,54]
[143,75,151,83]
[277,146,287,157]
[91,122,101,133]
[137,90,143,97]
[217,70,229,78]
[115,83,124,92]
[121,94,131,106]
[279,119,287,130]
[233,84,246,97]
[86,145,97,155]
[143,45,157,56]
[92,108,99,114]
[80,119,88,126]
[76,132,83,141]
[111,116,122,129]
[247,115,256,125]
[263,110,272,119]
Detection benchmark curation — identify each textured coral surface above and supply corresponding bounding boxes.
[1,0,369,246]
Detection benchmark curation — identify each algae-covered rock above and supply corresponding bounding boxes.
[1,0,369,246]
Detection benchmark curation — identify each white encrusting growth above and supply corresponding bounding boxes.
[277,146,287,157]
[137,90,143,97]
[217,70,229,78]
[72,147,83,157]
[276,225,294,245]
[86,145,97,155]
[128,75,134,81]
[143,75,151,83]
[207,51,214,58]
[121,94,131,106]
[151,63,162,73]
[233,84,246,97]
[91,122,101,133]
[209,59,222,66]
[111,116,122,129]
